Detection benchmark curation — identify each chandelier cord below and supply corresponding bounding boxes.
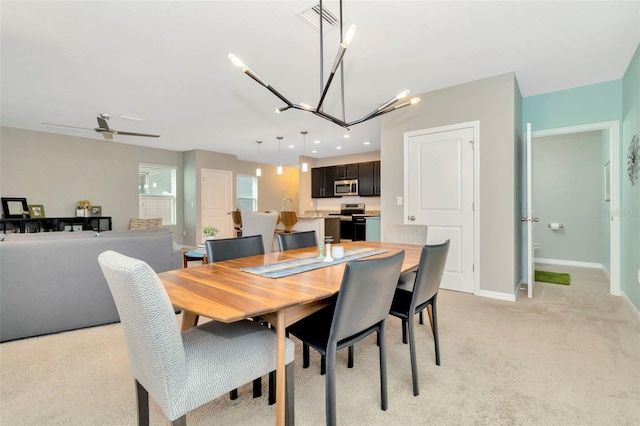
[339,0,346,121]
[319,0,324,109]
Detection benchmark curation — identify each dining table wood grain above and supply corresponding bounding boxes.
[158,241,423,426]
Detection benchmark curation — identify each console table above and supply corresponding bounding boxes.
[0,217,112,233]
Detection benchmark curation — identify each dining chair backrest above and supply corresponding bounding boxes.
[383,224,428,245]
[240,210,279,253]
[205,235,265,263]
[330,251,405,343]
[277,230,318,251]
[412,240,450,308]
[98,250,187,414]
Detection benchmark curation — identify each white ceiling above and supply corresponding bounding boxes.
[1,1,638,167]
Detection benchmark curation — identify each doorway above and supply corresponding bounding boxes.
[529,121,620,296]
[201,169,234,241]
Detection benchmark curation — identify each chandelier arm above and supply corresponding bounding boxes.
[312,110,350,128]
[319,0,324,103]
[244,72,295,107]
[347,99,419,127]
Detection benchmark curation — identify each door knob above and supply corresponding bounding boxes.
[533,217,539,222]
[408,215,416,221]
[521,217,527,222]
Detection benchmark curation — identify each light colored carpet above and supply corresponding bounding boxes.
[1,265,639,425]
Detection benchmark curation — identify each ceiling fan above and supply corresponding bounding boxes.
[42,113,160,140]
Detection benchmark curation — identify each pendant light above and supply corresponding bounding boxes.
[255,140,262,177]
[276,136,283,175]
[301,130,308,172]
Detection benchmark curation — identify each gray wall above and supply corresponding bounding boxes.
[0,127,184,238]
[533,131,605,264]
[380,72,520,297]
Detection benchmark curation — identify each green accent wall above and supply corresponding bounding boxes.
[523,79,622,131]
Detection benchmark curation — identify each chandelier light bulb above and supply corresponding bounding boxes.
[302,162,308,172]
[256,167,262,177]
[344,24,357,44]
[228,53,246,71]
[410,98,421,105]
[277,165,283,175]
[396,90,410,99]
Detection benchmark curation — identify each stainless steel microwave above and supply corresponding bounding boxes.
[334,179,358,196]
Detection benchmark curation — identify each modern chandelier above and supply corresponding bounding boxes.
[228,0,420,129]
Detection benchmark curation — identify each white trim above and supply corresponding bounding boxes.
[403,120,480,296]
[621,291,640,322]
[532,120,620,297]
[535,258,604,269]
[475,289,516,302]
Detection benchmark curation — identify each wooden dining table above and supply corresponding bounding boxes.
[158,240,423,425]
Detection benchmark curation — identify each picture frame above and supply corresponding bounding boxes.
[91,206,102,217]
[28,204,46,218]
[604,161,611,202]
[1,197,29,218]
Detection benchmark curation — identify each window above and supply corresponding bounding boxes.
[138,164,176,225]
[236,174,257,211]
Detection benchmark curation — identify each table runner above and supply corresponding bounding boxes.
[241,247,389,278]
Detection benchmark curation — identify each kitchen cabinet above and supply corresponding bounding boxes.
[335,163,359,180]
[358,161,381,196]
[311,166,338,198]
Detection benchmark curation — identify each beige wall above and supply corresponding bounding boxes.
[0,127,184,237]
[380,72,519,297]
[236,161,299,212]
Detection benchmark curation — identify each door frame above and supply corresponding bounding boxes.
[403,120,480,295]
[531,121,620,296]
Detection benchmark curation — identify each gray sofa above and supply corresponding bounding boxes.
[0,228,182,342]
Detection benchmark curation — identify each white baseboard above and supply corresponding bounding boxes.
[476,289,516,302]
[535,258,603,269]
[621,291,640,322]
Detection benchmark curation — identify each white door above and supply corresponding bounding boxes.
[405,124,475,293]
[202,169,234,241]
[525,123,537,298]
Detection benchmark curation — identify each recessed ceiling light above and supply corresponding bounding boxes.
[288,144,295,148]
[343,134,350,139]
[364,141,370,145]
[336,146,342,150]
[314,140,320,144]
[311,150,317,153]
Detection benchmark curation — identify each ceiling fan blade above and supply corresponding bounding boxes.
[41,122,93,131]
[113,130,160,138]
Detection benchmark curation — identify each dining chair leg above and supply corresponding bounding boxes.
[427,304,434,331]
[321,354,326,375]
[408,313,420,396]
[171,416,186,426]
[378,326,388,411]
[401,318,408,344]
[419,310,424,325]
[303,343,310,368]
[269,370,276,405]
[348,345,354,368]
[229,389,238,400]
[253,377,262,398]
[431,298,441,366]
[325,347,337,426]
[285,362,295,426]
[135,380,149,426]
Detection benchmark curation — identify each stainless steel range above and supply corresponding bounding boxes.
[329,203,372,241]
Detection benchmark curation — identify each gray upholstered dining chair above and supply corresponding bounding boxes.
[287,251,404,425]
[240,210,279,253]
[98,250,295,425]
[203,234,271,401]
[383,224,428,324]
[277,230,318,251]
[388,240,449,396]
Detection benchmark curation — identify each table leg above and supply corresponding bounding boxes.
[180,310,199,331]
[276,309,285,426]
